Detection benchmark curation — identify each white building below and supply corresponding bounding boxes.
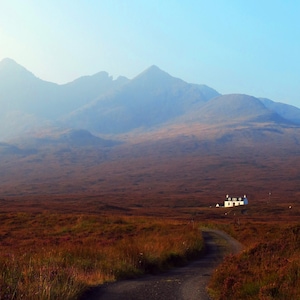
[224,195,248,207]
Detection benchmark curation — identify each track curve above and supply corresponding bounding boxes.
[80,228,243,300]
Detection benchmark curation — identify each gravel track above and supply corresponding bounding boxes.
[80,228,243,300]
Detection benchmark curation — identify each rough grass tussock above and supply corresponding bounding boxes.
[0,213,203,299]
[207,223,300,299]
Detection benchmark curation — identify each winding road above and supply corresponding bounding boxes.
[80,228,243,300]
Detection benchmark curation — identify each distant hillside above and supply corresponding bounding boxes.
[1,121,300,201]
[11,129,120,149]
[42,129,120,147]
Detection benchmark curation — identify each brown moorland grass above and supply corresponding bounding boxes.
[0,195,300,299]
[0,124,299,298]
[207,222,300,299]
[204,202,300,300]
[0,196,299,299]
[0,211,203,299]
[1,123,300,205]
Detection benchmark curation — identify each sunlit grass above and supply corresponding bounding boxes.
[0,212,203,299]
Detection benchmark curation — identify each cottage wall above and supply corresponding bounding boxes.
[224,195,248,207]
[224,200,245,207]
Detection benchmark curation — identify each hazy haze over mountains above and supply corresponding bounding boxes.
[1,2,299,203]
[0,58,300,141]
[1,58,300,201]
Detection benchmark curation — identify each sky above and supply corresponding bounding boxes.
[0,0,299,107]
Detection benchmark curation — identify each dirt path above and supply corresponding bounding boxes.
[80,229,243,300]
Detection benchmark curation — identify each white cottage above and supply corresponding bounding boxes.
[224,195,248,207]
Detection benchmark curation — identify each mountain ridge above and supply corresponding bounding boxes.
[0,58,300,140]
[181,94,290,125]
[0,59,300,205]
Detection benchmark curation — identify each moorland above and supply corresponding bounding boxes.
[1,122,300,299]
[0,59,300,299]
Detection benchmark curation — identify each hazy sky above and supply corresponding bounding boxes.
[1,0,299,107]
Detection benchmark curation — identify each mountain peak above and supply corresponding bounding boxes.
[132,65,179,87]
[0,57,24,69]
[0,57,35,79]
[141,65,169,76]
[146,64,162,71]
[0,57,17,64]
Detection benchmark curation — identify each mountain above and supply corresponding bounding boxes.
[62,65,220,133]
[0,58,128,119]
[0,58,128,138]
[0,60,300,201]
[58,72,129,116]
[1,58,300,141]
[0,58,59,117]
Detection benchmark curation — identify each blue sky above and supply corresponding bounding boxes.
[1,0,299,107]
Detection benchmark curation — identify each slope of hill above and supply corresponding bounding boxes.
[178,94,291,125]
[0,142,35,155]
[0,58,60,118]
[0,58,61,116]
[260,98,300,124]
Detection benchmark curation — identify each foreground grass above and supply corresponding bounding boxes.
[208,222,300,299]
[0,212,203,299]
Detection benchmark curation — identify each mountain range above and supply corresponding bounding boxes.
[1,58,300,141]
[1,58,300,201]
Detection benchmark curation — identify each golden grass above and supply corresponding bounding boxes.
[0,212,203,299]
[0,198,299,299]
